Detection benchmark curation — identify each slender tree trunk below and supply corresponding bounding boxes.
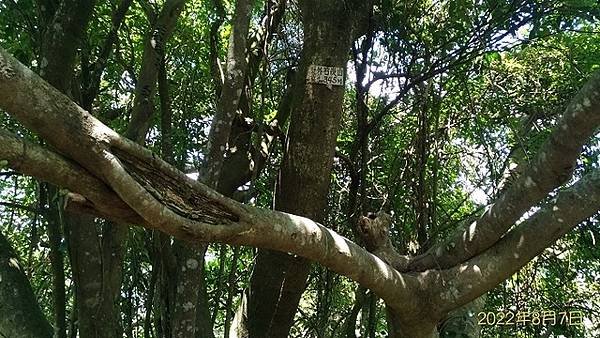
[41,184,67,338]
[176,0,254,335]
[125,0,187,143]
[121,3,199,336]
[38,0,96,96]
[170,242,209,337]
[63,3,133,336]
[415,97,430,250]
[223,247,241,338]
[344,27,376,337]
[143,256,158,338]
[366,293,378,338]
[204,0,254,185]
[154,46,177,338]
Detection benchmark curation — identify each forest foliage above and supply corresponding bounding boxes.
[0,0,599,337]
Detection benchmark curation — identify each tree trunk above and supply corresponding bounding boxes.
[41,184,67,338]
[55,2,132,336]
[170,242,211,338]
[0,231,53,338]
[171,0,254,335]
[386,308,439,338]
[66,215,127,337]
[37,2,107,337]
[204,0,253,185]
[242,1,363,336]
[38,0,96,96]
[125,0,187,144]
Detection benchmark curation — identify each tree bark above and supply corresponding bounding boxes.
[357,213,441,336]
[155,51,177,338]
[36,2,98,337]
[170,0,253,335]
[439,295,485,338]
[124,3,207,336]
[125,0,187,144]
[244,2,365,336]
[204,0,254,185]
[38,0,96,96]
[40,184,67,338]
[0,231,53,338]
[81,0,134,111]
[386,308,439,338]
[66,215,127,337]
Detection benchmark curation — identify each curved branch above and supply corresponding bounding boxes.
[106,136,427,313]
[0,46,425,315]
[0,129,145,225]
[436,169,600,311]
[408,70,600,272]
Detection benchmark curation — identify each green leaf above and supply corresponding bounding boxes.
[484,51,501,63]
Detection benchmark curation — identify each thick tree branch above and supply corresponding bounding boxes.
[357,212,410,271]
[408,71,600,272]
[0,46,425,315]
[0,129,145,225]
[436,168,600,311]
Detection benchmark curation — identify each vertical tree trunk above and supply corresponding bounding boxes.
[173,0,254,335]
[223,247,242,338]
[0,231,52,338]
[204,0,254,185]
[168,242,205,337]
[125,0,187,143]
[241,2,365,336]
[36,2,102,337]
[154,50,178,338]
[366,293,378,338]
[41,184,67,338]
[414,89,431,250]
[66,215,127,338]
[386,308,440,338]
[63,3,133,335]
[121,2,200,336]
[38,0,97,96]
[343,288,367,338]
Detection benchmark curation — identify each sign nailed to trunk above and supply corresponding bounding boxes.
[307,65,344,89]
